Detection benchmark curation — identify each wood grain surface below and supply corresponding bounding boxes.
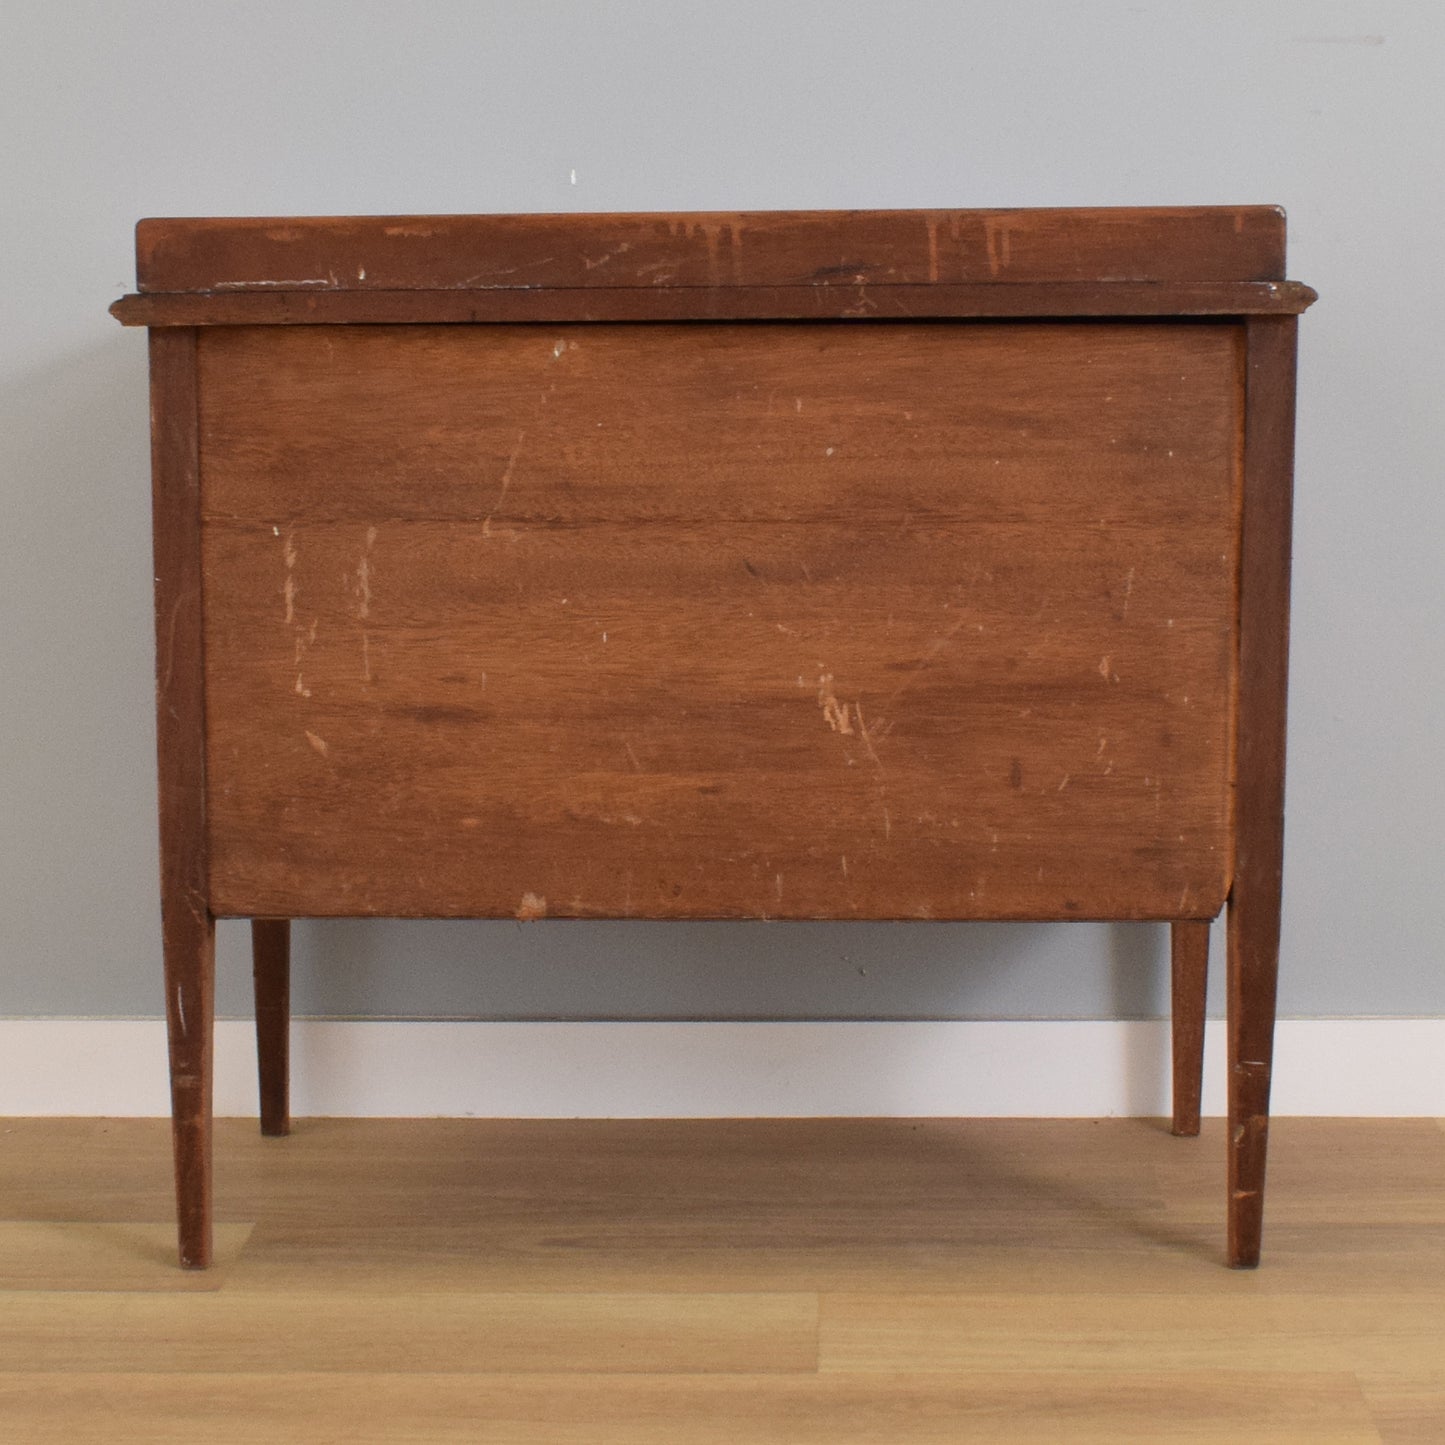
[196,320,1243,921]
[1,1118,1438,1443]
[0,1373,1385,1445]
[134,206,1288,293]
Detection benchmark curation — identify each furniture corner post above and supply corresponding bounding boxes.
[1227,314,1298,1267]
[149,326,216,1269]
[252,919,292,1136]
[1169,920,1210,1137]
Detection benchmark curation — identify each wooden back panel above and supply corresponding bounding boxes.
[198,320,1242,921]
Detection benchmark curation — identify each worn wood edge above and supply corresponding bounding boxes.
[111,280,1316,327]
[134,206,1289,293]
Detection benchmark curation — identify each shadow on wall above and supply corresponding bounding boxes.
[223,916,1178,1023]
[251,920,1185,1120]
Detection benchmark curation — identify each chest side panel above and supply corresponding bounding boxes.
[198,321,1241,919]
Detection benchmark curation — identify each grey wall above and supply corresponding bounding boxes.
[3,1,1441,1022]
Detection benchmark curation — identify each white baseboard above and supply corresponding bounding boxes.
[0,1019,1440,1118]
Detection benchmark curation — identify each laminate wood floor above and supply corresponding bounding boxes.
[1,1117,1441,1442]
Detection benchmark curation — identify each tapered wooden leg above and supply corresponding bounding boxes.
[1226,314,1298,1268]
[1226,883,1280,1268]
[252,918,292,1137]
[1169,920,1209,1137]
[149,326,215,1268]
[163,902,215,1270]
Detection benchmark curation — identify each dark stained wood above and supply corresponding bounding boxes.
[148,328,215,1270]
[1170,920,1210,1137]
[134,207,1289,294]
[251,919,291,1137]
[108,279,1316,328]
[196,321,1241,923]
[1227,315,1299,1267]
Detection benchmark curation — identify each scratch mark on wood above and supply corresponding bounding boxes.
[854,702,882,768]
[581,242,632,271]
[482,431,526,535]
[181,885,207,932]
[983,216,1015,278]
[305,731,329,757]
[215,277,332,289]
[354,525,376,619]
[884,614,971,711]
[818,674,854,734]
[282,527,298,623]
[160,592,185,693]
[516,891,547,921]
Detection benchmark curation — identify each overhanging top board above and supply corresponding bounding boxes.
[111,209,1315,327]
